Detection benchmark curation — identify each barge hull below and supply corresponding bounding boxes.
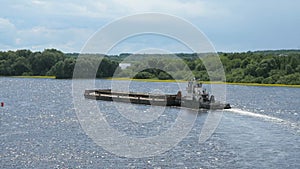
[84,89,230,109]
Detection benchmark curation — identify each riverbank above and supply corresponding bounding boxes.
[109,77,300,88]
[11,76,56,79]
[220,82,300,88]
[108,77,186,83]
[3,76,300,88]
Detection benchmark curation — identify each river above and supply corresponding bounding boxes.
[1,77,299,168]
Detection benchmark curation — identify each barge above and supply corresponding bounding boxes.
[84,79,231,110]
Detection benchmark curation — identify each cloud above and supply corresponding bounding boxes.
[109,0,229,19]
[15,26,94,51]
[0,18,15,30]
[3,0,225,52]
[0,18,17,45]
[108,34,193,54]
[3,0,227,21]
[0,0,299,52]
[0,15,94,51]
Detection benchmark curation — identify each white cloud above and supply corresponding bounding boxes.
[0,18,18,46]
[108,34,193,54]
[15,26,94,51]
[12,0,227,19]
[0,18,15,31]
[31,0,45,5]
[109,0,228,19]
[1,0,227,52]
[1,0,299,52]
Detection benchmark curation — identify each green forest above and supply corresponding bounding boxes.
[0,49,119,79]
[0,49,299,84]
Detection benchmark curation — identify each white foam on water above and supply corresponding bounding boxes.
[226,108,284,122]
[225,108,300,133]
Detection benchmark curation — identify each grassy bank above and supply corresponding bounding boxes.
[108,77,186,83]
[109,77,300,88]
[215,82,300,88]
[6,76,300,88]
[12,76,56,79]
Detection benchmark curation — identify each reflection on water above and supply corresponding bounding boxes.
[0,78,299,168]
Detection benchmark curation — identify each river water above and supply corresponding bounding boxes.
[1,77,299,168]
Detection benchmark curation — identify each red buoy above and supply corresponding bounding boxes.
[1,102,4,107]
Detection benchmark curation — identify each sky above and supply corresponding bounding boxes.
[1,0,300,53]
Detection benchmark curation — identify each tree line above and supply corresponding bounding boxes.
[219,51,300,84]
[0,49,299,84]
[0,49,119,79]
[114,51,300,85]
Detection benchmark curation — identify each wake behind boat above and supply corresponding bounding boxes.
[84,79,231,110]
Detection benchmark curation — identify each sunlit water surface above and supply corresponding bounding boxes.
[1,78,299,168]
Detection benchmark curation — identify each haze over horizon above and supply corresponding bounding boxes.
[1,0,300,54]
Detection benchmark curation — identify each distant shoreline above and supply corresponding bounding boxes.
[1,49,300,85]
[5,76,299,88]
[10,76,56,79]
[109,78,300,88]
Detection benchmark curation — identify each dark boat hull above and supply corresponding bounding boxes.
[181,99,231,109]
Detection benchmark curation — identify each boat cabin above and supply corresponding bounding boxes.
[186,79,213,103]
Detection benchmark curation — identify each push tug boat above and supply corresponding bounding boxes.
[84,79,231,110]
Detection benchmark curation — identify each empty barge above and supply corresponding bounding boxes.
[84,79,231,110]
